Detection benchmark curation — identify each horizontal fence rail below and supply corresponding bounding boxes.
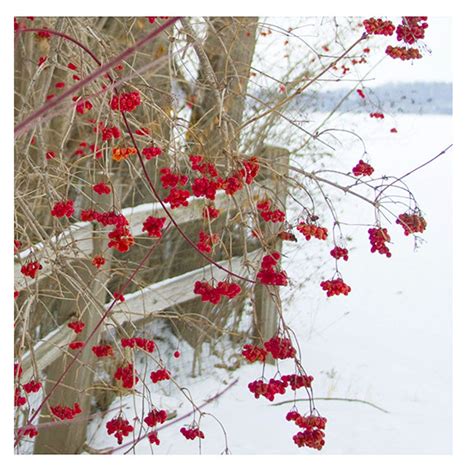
[19,250,261,382]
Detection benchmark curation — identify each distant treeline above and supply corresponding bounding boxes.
[254,82,452,115]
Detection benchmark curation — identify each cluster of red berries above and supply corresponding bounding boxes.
[74,98,93,115]
[396,16,429,44]
[257,200,286,223]
[241,344,268,363]
[320,277,352,297]
[101,125,121,142]
[296,223,328,241]
[69,341,85,350]
[160,168,189,189]
[330,246,349,261]
[286,411,327,450]
[20,261,43,279]
[22,379,42,394]
[368,227,392,257]
[202,205,220,221]
[81,210,134,252]
[91,255,106,269]
[370,112,385,119]
[15,387,26,407]
[256,252,288,286]
[180,426,205,440]
[50,402,81,421]
[108,225,135,253]
[17,426,39,439]
[193,280,242,304]
[248,378,287,401]
[363,18,395,36]
[278,230,297,242]
[386,46,422,60]
[164,188,191,209]
[264,336,296,359]
[92,344,114,357]
[110,91,141,112]
[142,146,162,160]
[196,230,219,253]
[51,200,75,218]
[144,408,167,427]
[142,215,166,238]
[352,159,374,176]
[112,146,137,161]
[281,374,314,391]
[150,368,171,383]
[113,292,125,303]
[121,337,155,353]
[114,363,138,389]
[92,182,112,195]
[396,212,427,235]
[148,431,160,445]
[106,416,134,445]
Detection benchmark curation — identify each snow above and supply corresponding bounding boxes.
[84,113,452,455]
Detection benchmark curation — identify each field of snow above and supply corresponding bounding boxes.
[87,113,452,455]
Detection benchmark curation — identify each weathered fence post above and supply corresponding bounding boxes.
[253,145,290,358]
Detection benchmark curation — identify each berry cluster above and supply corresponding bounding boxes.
[330,246,349,261]
[386,45,422,60]
[160,168,188,188]
[352,159,374,177]
[368,227,392,257]
[92,344,114,357]
[196,230,219,254]
[264,336,296,359]
[91,255,106,269]
[193,280,241,304]
[286,411,327,450]
[363,18,395,36]
[256,252,288,286]
[144,408,167,427]
[296,223,328,241]
[121,337,155,353]
[15,388,26,407]
[142,146,162,160]
[396,16,429,44]
[22,379,42,394]
[281,374,314,391]
[112,147,137,161]
[101,125,121,142]
[396,212,427,235]
[106,416,134,445]
[369,112,385,119]
[148,431,160,445]
[180,426,205,440]
[108,225,135,253]
[242,344,268,363]
[110,91,141,112]
[164,188,191,209]
[20,261,43,279]
[92,182,111,195]
[51,200,75,218]
[150,368,171,383]
[142,215,166,238]
[69,341,85,350]
[114,363,138,389]
[50,403,81,421]
[202,205,220,221]
[320,277,351,297]
[257,200,286,223]
[248,378,287,401]
[17,426,38,439]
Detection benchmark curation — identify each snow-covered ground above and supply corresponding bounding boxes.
[87,113,452,455]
